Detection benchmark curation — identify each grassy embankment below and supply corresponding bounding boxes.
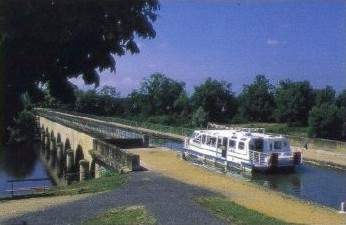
[0,172,126,201]
[82,206,156,225]
[196,197,295,225]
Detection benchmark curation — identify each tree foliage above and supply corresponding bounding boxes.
[308,103,343,140]
[192,106,209,128]
[129,73,187,116]
[336,89,346,108]
[75,87,123,116]
[1,0,159,142]
[191,78,236,123]
[238,75,275,122]
[275,80,314,126]
[314,85,336,106]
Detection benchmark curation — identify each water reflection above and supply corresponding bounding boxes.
[1,143,38,179]
[0,143,52,197]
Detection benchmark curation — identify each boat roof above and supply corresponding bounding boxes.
[194,129,285,139]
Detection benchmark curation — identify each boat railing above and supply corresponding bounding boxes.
[207,123,265,133]
[249,150,270,167]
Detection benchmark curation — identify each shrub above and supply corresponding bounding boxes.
[8,110,36,144]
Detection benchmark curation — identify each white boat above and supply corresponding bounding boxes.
[183,127,302,172]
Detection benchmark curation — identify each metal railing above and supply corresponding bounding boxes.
[35,109,141,140]
[249,151,270,167]
[5,178,51,198]
[35,108,194,138]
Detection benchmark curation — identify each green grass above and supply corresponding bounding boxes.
[82,206,156,225]
[196,196,298,225]
[48,172,126,196]
[0,172,126,201]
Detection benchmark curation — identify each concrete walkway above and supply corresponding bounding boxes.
[1,171,226,225]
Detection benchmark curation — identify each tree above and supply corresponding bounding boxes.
[336,89,346,108]
[130,73,187,115]
[308,103,343,140]
[314,85,336,106]
[191,78,237,123]
[74,87,123,116]
[1,0,159,142]
[238,75,275,122]
[98,86,120,98]
[275,80,314,126]
[192,106,208,128]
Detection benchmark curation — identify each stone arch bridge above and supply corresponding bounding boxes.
[37,109,146,184]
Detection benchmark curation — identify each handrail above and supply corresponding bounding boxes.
[35,108,194,137]
[249,150,271,167]
[7,178,51,183]
[6,178,51,198]
[36,109,141,140]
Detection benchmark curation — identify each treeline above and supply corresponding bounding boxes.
[40,73,346,141]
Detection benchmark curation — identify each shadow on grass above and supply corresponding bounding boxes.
[0,172,127,202]
[195,196,303,225]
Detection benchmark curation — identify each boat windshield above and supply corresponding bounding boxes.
[249,138,264,152]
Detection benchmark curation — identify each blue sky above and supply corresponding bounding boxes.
[73,0,346,95]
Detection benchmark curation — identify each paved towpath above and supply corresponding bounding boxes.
[1,171,226,225]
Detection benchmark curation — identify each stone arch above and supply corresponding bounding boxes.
[75,145,84,164]
[65,139,71,150]
[45,127,49,135]
[50,130,55,139]
[57,133,62,143]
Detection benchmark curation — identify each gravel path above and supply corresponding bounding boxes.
[1,171,227,225]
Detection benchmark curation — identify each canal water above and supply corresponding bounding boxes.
[0,143,53,198]
[149,137,346,210]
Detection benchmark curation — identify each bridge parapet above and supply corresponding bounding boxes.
[35,109,141,140]
[92,139,140,172]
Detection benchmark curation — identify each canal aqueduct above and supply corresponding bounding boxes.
[37,109,145,184]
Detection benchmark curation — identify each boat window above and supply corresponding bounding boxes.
[229,140,236,148]
[209,137,217,147]
[274,141,282,150]
[217,138,222,148]
[283,141,288,147]
[192,135,201,144]
[249,138,264,152]
[238,142,245,150]
[202,135,206,144]
[206,136,216,147]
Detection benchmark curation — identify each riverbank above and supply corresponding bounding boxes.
[128,147,346,225]
[295,147,346,170]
